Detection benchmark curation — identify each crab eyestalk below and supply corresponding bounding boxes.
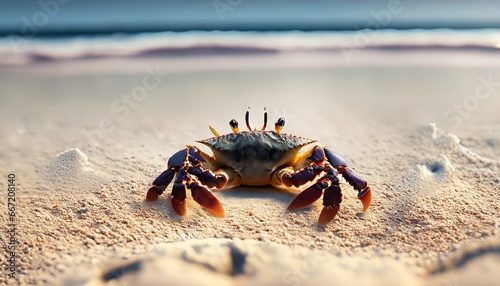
[275,117,285,133]
[229,119,239,133]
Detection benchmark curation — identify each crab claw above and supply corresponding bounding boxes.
[358,186,372,212]
[287,183,324,211]
[146,186,164,202]
[318,205,340,225]
[191,185,225,218]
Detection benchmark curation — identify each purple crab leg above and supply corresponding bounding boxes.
[170,168,189,216]
[342,168,372,211]
[324,148,372,212]
[190,165,228,189]
[318,169,342,225]
[167,148,188,168]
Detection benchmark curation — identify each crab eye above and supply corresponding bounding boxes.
[229,119,239,133]
[275,117,285,133]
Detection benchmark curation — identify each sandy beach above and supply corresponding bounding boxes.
[0,47,499,285]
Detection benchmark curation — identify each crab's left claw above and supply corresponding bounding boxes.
[191,184,225,218]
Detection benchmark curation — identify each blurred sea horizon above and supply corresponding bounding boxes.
[1,29,500,68]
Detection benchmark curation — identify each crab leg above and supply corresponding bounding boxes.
[188,148,228,189]
[318,169,343,225]
[146,148,188,202]
[324,148,372,212]
[170,168,189,216]
[272,145,371,225]
[340,167,372,211]
[271,146,326,188]
[169,167,225,217]
[146,169,175,201]
[146,146,227,218]
[287,168,344,225]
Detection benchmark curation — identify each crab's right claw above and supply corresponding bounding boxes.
[191,185,225,218]
[358,186,372,212]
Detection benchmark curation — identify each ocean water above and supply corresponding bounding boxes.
[1,29,500,69]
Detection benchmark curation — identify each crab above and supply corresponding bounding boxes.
[146,110,372,225]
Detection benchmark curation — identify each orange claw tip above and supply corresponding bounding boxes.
[203,201,226,218]
[146,187,160,202]
[287,185,323,211]
[358,187,372,212]
[191,186,226,218]
[318,205,340,225]
[171,198,187,216]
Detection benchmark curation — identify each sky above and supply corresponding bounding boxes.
[0,0,499,35]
